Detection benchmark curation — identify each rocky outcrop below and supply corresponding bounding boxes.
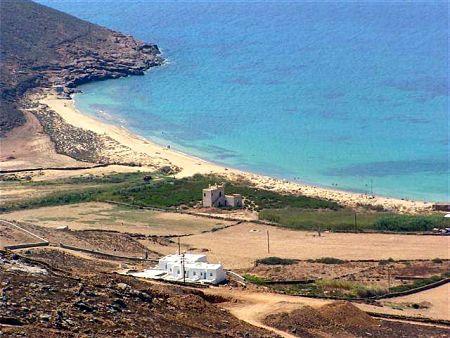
[0,0,163,135]
[0,250,276,337]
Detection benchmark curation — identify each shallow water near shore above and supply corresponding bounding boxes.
[39,1,448,202]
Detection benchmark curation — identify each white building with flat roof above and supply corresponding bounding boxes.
[129,253,227,285]
[202,185,243,208]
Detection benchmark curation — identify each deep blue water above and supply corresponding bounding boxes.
[39,1,448,201]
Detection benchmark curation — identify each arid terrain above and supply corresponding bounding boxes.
[1,1,448,337]
[1,199,448,336]
[1,202,234,236]
[1,250,278,337]
[170,222,448,268]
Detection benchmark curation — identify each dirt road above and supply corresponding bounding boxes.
[204,285,449,337]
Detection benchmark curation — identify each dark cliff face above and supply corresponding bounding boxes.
[0,0,163,136]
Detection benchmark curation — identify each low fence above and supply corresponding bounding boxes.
[0,219,50,250]
[367,312,450,327]
[104,200,278,226]
[59,243,158,262]
[263,279,315,285]
[394,275,431,280]
[0,219,48,243]
[4,242,49,250]
[226,270,246,283]
[247,276,449,301]
[0,163,110,174]
[373,278,449,300]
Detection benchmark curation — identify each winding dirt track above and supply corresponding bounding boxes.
[204,286,449,337]
[204,288,330,337]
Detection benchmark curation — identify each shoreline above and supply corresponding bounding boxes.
[35,92,433,214]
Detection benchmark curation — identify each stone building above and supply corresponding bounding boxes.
[202,185,243,208]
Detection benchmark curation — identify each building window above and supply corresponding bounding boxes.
[210,272,213,277]
[203,193,206,197]
[219,192,222,197]
[193,271,196,275]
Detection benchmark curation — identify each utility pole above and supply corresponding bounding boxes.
[182,252,186,284]
[267,230,270,254]
[178,237,181,255]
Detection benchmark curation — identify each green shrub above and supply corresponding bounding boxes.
[259,208,388,232]
[256,257,298,265]
[379,257,395,265]
[308,257,346,264]
[316,279,386,298]
[373,215,446,232]
[389,275,444,293]
[259,208,449,233]
[432,258,443,264]
[4,174,342,212]
[243,274,267,285]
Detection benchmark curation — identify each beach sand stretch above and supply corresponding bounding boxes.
[1,91,433,214]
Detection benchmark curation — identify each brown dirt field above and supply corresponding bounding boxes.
[264,301,379,337]
[380,284,450,320]
[0,111,83,171]
[0,111,156,179]
[245,259,449,290]
[170,222,449,269]
[19,247,120,275]
[0,222,41,247]
[248,260,448,291]
[3,221,154,259]
[264,301,450,337]
[342,261,450,289]
[1,202,233,236]
[245,261,380,281]
[205,286,450,334]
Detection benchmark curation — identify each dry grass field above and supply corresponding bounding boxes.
[3,203,448,269]
[170,222,449,269]
[0,181,96,204]
[1,202,233,236]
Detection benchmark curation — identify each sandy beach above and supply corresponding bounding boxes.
[2,91,433,214]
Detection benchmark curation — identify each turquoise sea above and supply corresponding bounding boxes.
[39,1,448,202]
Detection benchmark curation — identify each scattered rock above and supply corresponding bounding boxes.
[74,301,94,313]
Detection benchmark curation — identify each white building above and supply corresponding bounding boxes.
[202,185,243,208]
[129,253,227,285]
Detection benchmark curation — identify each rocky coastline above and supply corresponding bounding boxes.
[0,0,178,170]
[0,0,163,135]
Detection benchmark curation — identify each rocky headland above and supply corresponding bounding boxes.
[0,0,168,167]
